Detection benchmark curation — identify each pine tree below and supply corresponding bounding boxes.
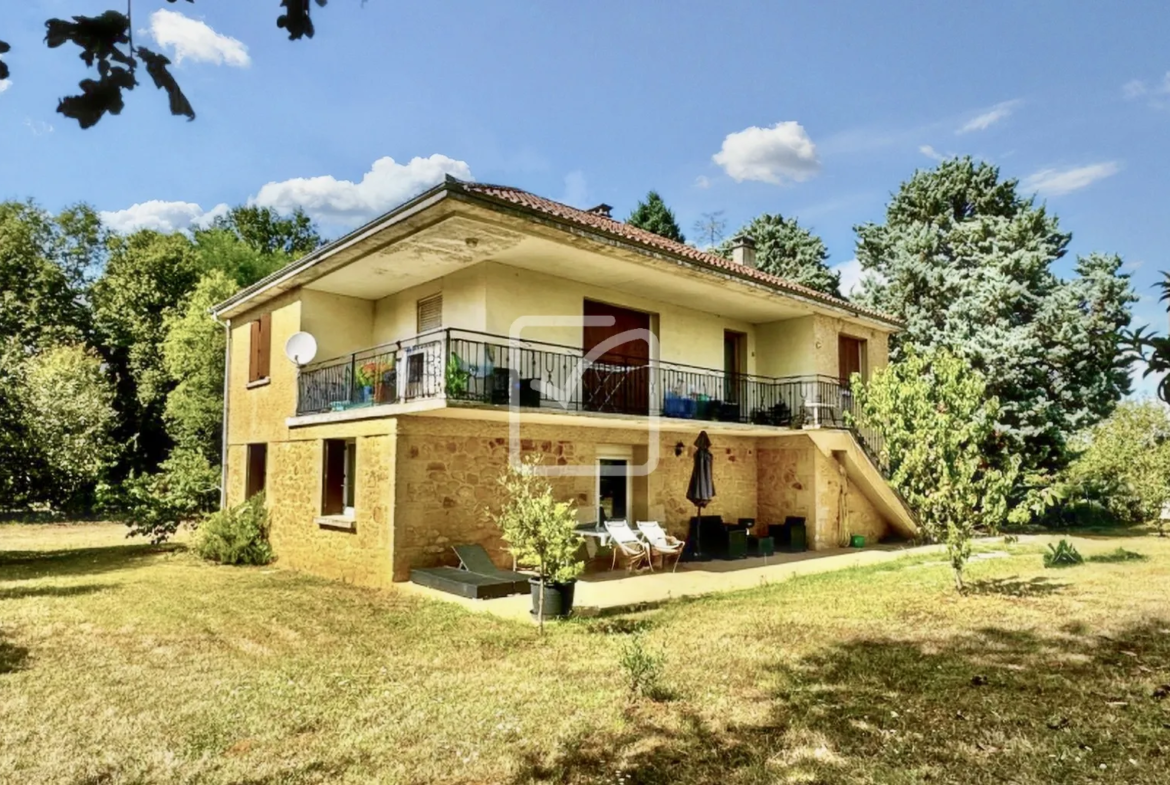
[854,157,1136,482]
[717,213,841,297]
[626,191,686,243]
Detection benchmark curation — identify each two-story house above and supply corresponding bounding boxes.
[211,176,916,587]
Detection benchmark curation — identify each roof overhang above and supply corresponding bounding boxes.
[212,178,903,331]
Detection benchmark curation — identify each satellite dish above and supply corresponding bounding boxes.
[284,332,318,366]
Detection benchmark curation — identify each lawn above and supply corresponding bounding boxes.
[2,524,1168,784]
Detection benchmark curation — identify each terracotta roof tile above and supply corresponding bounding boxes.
[452,179,900,326]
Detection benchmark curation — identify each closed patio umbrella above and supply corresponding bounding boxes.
[685,430,715,561]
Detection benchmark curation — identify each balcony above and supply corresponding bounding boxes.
[294,329,884,457]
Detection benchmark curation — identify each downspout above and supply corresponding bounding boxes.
[213,312,231,510]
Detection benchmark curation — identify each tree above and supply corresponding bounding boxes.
[161,271,238,464]
[22,344,120,510]
[851,348,1018,590]
[1067,400,1170,535]
[854,157,1136,485]
[717,213,841,296]
[692,211,727,250]
[627,191,686,243]
[203,205,323,258]
[92,230,202,475]
[0,1,328,130]
[0,201,96,351]
[493,457,583,631]
[1127,273,1170,404]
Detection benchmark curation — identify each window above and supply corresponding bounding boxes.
[248,312,272,383]
[322,439,356,517]
[417,294,442,333]
[245,443,268,499]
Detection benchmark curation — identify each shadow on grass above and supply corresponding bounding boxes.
[0,543,184,581]
[964,575,1067,597]
[512,619,1170,784]
[1,633,29,675]
[0,583,109,601]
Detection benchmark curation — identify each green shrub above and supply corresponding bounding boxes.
[1043,539,1084,569]
[194,493,273,566]
[618,632,668,701]
[1086,548,1148,564]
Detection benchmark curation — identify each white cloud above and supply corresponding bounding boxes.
[0,79,10,94]
[149,9,250,67]
[1123,79,1149,100]
[559,170,588,207]
[251,154,472,225]
[712,121,820,185]
[1122,72,1170,106]
[956,100,1021,134]
[1021,161,1120,197]
[99,200,230,234]
[694,175,711,189]
[919,144,945,161]
[832,258,864,297]
[24,119,53,136]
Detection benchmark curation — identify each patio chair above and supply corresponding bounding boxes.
[603,519,651,573]
[637,521,684,572]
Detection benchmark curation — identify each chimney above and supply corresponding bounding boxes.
[730,234,757,268]
[586,203,613,218]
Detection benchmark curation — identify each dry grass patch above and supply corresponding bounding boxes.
[1,523,1168,783]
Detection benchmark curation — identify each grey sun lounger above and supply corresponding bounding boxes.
[409,544,531,599]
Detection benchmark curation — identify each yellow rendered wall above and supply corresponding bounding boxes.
[226,291,302,448]
[371,265,487,347]
[811,314,891,381]
[755,316,816,378]
[300,289,374,363]
[480,262,758,373]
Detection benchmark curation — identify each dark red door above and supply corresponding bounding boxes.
[582,300,651,414]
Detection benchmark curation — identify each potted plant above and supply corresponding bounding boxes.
[354,361,378,402]
[493,456,584,630]
[445,352,473,399]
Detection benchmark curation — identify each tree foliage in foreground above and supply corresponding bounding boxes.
[1126,272,1170,404]
[0,0,328,129]
[854,157,1136,489]
[626,191,686,244]
[851,348,1018,590]
[716,213,842,297]
[1067,400,1170,535]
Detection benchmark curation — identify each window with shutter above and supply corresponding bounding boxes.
[417,294,442,333]
[248,313,272,383]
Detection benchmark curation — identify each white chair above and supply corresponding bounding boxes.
[637,521,684,572]
[604,519,651,572]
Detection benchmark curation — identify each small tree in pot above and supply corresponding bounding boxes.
[494,456,583,631]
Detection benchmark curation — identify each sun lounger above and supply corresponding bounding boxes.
[409,544,531,599]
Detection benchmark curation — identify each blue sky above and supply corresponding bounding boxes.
[2,1,1167,394]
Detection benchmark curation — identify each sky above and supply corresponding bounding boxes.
[2,1,1168,396]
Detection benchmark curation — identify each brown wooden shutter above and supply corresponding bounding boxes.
[257,313,271,379]
[322,440,345,515]
[248,319,262,382]
[838,336,864,388]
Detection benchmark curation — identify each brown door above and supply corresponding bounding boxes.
[838,336,864,389]
[583,300,651,414]
[723,330,746,412]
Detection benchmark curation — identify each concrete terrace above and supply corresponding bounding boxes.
[398,539,1014,622]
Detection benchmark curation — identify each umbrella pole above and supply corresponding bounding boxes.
[693,504,705,560]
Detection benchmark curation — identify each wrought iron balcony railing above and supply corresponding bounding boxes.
[295,328,886,466]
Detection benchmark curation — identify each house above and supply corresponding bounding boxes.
[211,177,917,587]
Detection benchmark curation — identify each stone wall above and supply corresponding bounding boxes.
[256,432,397,587]
[757,437,815,527]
